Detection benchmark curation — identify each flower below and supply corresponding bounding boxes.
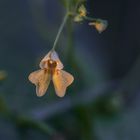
[74,15,83,22]
[89,19,108,33]
[78,5,87,17]
[74,5,87,22]
[28,50,74,97]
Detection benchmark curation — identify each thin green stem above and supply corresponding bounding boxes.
[84,16,98,22]
[66,16,74,60]
[51,0,86,51]
[52,13,69,51]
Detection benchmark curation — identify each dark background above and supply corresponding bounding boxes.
[0,0,140,140]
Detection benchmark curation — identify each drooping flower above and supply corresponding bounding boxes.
[89,19,108,33]
[28,50,74,97]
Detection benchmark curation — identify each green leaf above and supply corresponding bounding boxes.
[0,70,7,81]
[59,0,68,8]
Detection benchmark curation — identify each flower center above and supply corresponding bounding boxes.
[47,59,57,69]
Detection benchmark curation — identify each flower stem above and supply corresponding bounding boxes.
[52,13,69,51]
[84,16,98,22]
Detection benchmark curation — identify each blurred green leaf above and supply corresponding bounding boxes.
[93,94,122,120]
[0,96,9,115]
[74,105,92,140]
[0,71,7,81]
[59,0,68,8]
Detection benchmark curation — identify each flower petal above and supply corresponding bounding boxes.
[39,51,51,69]
[52,70,74,97]
[89,20,108,33]
[40,50,64,70]
[28,69,51,97]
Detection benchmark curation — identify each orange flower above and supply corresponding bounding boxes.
[89,20,108,33]
[29,50,74,97]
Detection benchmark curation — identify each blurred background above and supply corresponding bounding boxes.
[0,0,140,140]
